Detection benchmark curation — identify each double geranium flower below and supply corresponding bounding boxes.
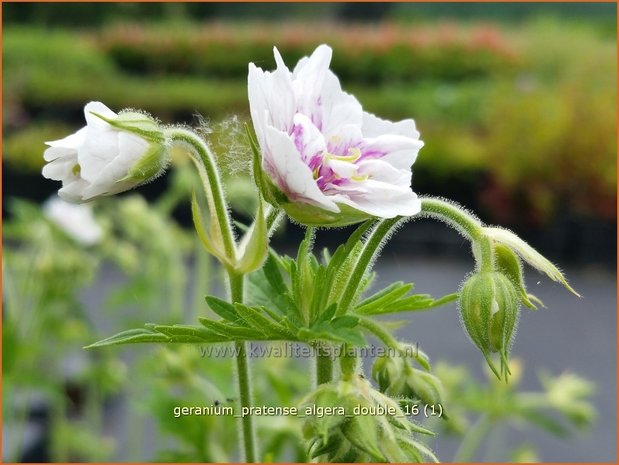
[248,44,424,226]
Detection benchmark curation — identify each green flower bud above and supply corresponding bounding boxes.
[300,376,437,462]
[459,271,520,380]
[372,354,406,393]
[404,369,446,409]
[494,243,545,310]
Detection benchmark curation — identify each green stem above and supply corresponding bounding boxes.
[358,317,406,356]
[420,197,483,241]
[315,347,334,385]
[191,236,212,323]
[229,272,257,462]
[165,128,237,262]
[421,197,495,272]
[336,218,402,316]
[453,414,492,462]
[339,345,358,381]
[477,236,494,273]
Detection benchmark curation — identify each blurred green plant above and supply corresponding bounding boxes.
[429,359,596,461]
[4,19,614,224]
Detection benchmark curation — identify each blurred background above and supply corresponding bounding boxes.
[3,2,616,463]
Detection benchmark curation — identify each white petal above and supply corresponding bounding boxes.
[78,126,120,183]
[57,178,91,203]
[357,159,411,187]
[362,111,421,139]
[84,101,117,128]
[291,113,326,164]
[326,123,363,155]
[248,56,296,137]
[262,125,338,212]
[43,146,76,163]
[44,127,87,154]
[335,181,421,217]
[360,134,424,170]
[325,158,358,179]
[292,44,332,79]
[80,132,147,198]
[42,156,77,181]
[319,71,363,139]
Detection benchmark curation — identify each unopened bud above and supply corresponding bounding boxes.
[459,271,520,379]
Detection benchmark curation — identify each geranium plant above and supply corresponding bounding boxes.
[42,45,580,463]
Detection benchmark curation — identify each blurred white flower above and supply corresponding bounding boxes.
[43,197,103,245]
[248,44,423,225]
[42,101,168,203]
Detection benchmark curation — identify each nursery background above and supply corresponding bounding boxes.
[3,2,617,463]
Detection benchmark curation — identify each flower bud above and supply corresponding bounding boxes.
[483,227,580,297]
[372,356,445,409]
[459,271,520,379]
[300,376,436,462]
[494,243,545,310]
[43,102,169,203]
[404,369,446,409]
[372,354,406,393]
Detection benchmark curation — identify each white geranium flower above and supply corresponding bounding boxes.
[248,44,424,226]
[42,101,168,203]
[43,197,103,246]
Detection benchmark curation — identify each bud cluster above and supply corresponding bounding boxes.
[372,355,445,411]
[301,375,437,462]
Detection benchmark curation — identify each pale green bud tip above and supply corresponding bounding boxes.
[90,109,170,185]
[459,271,520,381]
[90,110,165,143]
[484,227,580,298]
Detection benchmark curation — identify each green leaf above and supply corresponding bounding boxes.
[355,282,413,314]
[359,292,459,316]
[233,303,295,339]
[85,328,170,348]
[205,295,245,325]
[85,324,222,348]
[300,323,366,346]
[235,198,268,274]
[246,254,299,323]
[191,191,226,264]
[312,303,338,325]
[198,317,265,340]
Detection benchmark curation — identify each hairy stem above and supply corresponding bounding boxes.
[358,317,406,356]
[315,347,334,385]
[229,272,257,462]
[337,217,403,316]
[420,197,483,241]
[165,128,237,262]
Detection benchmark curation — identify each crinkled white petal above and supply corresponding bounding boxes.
[44,127,87,160]
[333,181,421,217]
[326,123,363,155]
[248,52,296,141]
[291,113,326,163]
[42,155,78,181]
[362,111,421,139]
[361,134,424,170]
[291,45,333,127]
[320,71,363,140]
[58,178,91,203]
[356,159,411,187]
[263,125,338,212]
[84,101,117,128]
